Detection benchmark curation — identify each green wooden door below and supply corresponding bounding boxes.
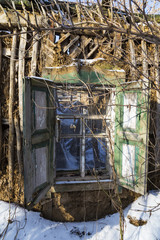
[114,81,149,194]
[23,77,55,209]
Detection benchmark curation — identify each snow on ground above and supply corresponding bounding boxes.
[0,191,160,240]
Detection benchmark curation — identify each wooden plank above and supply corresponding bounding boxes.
[14,115,23,175]
[141,40,148,82]
[80,118,85,178]
[0,11,48,28]
[18,27,27,131]
[8,28,17,192]
[129,39,137,80]
[0,104,2,163]
[154,44,160,167]
[50,180,114,192]
[70,37,92,59]
[58,32,70,45]
[113,32,122,58]
[0,39,2,73]
[30,32,39,76]
[63,36,80,53]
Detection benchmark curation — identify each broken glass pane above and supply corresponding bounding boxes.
[60,118,80,135]
[85,119,106,134]
[85,138,106,170]
[56,138,80,170]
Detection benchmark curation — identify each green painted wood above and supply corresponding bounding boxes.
[42,68,125,86]
[23,77,55,209]
[114,81,149,195]
[0,0,31,7]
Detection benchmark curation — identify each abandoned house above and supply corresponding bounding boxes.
[0,0,159,221]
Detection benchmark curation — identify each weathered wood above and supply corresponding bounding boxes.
[113,32,122,58]
[8,28,17,192]
[0,39,2,73]
[58,32,70,45]
[49,180,114,192]
[70,36,92,59]
[14,115,23,175]
[18,27,27,131]
[63,35,80,53]
[30,32,39,76]
[0,104,2,163]
[141,40,148,83]
[154,44,160,167]
[0,38,2,163]
[129,39,137,80]
[0,10,48,28]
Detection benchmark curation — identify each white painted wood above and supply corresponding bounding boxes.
[123,93,137,129]
[122,144,135,182]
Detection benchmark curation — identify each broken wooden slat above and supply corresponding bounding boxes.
[63,36,80,53]
[8,28,17,192]
[87,44,99,59]
[70,37,92,59]
[18,27,27,131]
[58,32,71,45]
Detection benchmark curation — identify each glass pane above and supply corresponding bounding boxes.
[85,119,106,134]
[33,90,47,130]
[56,138,80,170]
[60,118,80,135]
[56,90,89,115]
[85,138,106,170]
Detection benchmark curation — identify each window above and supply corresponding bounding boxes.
[23,77,149,208]
[55,86,111,179]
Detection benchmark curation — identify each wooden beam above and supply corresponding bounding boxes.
[18,27,27,131]
[8,28,17,193]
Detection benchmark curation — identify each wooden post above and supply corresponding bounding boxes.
[30,31,39,76]
[18,27,27,131]
[154,45,160,167]
[0,103,2,164]
[8,28,17,193]
[129,39,137,80]
[14,115,23,176]
[141,40,148,84]
[0,39,2,163]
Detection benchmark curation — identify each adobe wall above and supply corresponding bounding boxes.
[41,189,140,222]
